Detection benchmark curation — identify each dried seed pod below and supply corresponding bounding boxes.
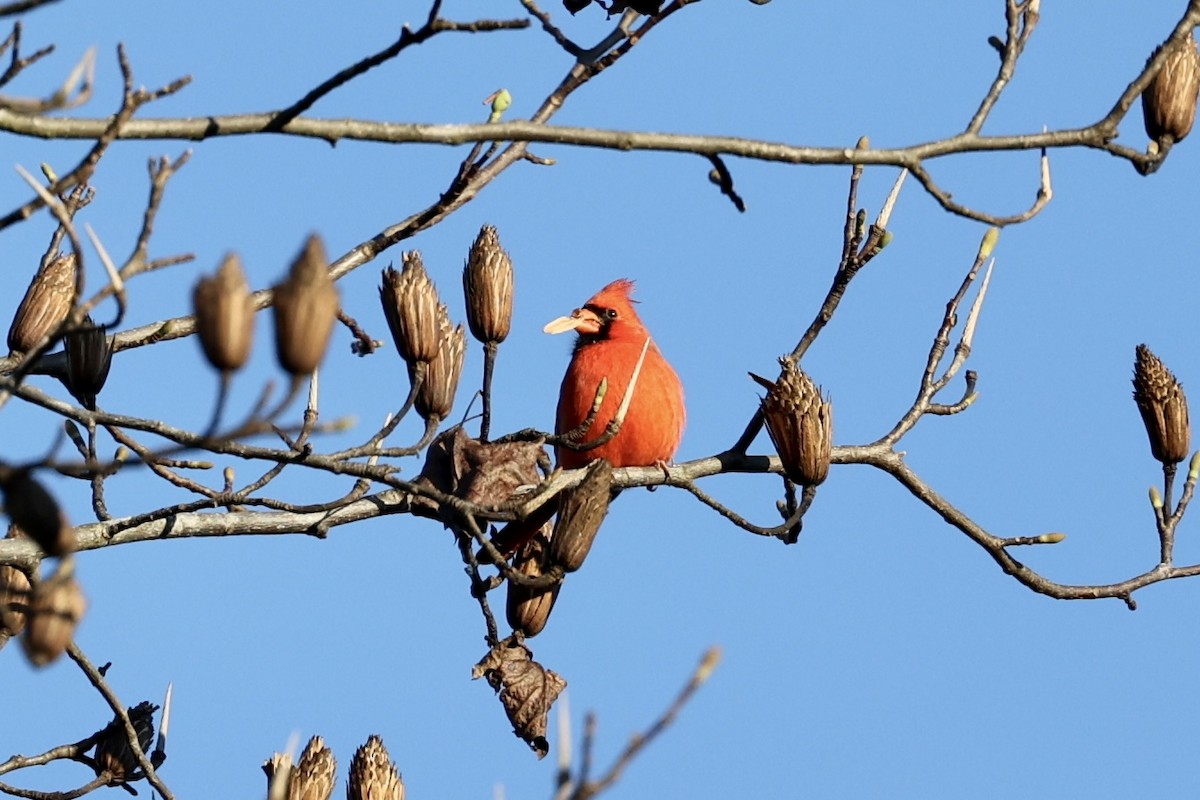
[0,469,74,557]
[380,251,443,367]
[193,252,255,372]
[263,752,293,800]
[1142,35,1200,146]
[94,701,157,786]
[272,234,339,375]
[346,735,405,800]
[290,735,336,800]
[462,225,514,345]
[549,459,612,572]
[751,359,833,487]
[1133,344,1191,465]
[414,320,466,422]
[506,527,560,637]
[0,528,31,638]
[64,317,113,411]
[22,567,86,667]
[8,253,76,354]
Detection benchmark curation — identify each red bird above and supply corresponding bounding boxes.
[544,279,685,469]
[486,279,684,560]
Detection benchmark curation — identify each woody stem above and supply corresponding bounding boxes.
[481,340,498,442]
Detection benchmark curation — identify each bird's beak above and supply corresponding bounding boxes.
[544,307,601,335]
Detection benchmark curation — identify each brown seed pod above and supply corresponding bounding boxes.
[414,320,466,422]
[1133,344,1191,465]
[462,224,514,345]
[347,735,405,800]
[751,359,833,487]
[93,701,157,786]
[0,528,31,639]
[380,251,443,366]
[272,234,339,375]
[506,526,560,637]
[0,469,74,557]
[286,735,336,800]
[263,752,293,800]
[21,567,86,667]
[549,459,613,572]
[194,252,255,373]
[1142,35,1200,147]
[7,253,76,355]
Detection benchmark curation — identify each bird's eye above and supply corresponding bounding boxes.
[604,308,618,320]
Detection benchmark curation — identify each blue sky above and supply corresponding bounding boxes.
[3,2,1200,798]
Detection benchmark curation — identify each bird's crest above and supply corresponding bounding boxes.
[587,278,639,309]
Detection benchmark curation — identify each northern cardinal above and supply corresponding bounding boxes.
[487,279,684,559]
[544,278,685,469]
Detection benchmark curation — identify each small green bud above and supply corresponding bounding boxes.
[486,89,512,123]
[1190,450,1200,480]
[1037,532,1067,544]
[880,230,894,249]
[979,226,1000,260]
[1150,485,1164,509]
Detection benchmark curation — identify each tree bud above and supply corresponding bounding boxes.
[549,459,612,572]
[1142,35,1200,146]
[193,252,255,373]
[289,735,336,800]
[752,359,833,487]
[272,234,339,375]
[7,253,75,354]
[462,224,514,345]
[414,320,465,422]
[0,469,74,557]
[380,251,443,366]
[0,528,31,639]
[347,735,405,800]
[1132,344,1190,465]
[506,528,559,637]
[21,567,86,667]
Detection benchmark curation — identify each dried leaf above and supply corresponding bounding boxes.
[94,701,157,786]
[473,636,567,758]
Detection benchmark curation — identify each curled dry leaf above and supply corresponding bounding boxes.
[93,700,158,786]
[473,636,567,758]
[64,316,114,411]
[410,427,546,523]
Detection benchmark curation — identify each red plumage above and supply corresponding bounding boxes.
[545,279,685,469]
[486,279,684,560]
